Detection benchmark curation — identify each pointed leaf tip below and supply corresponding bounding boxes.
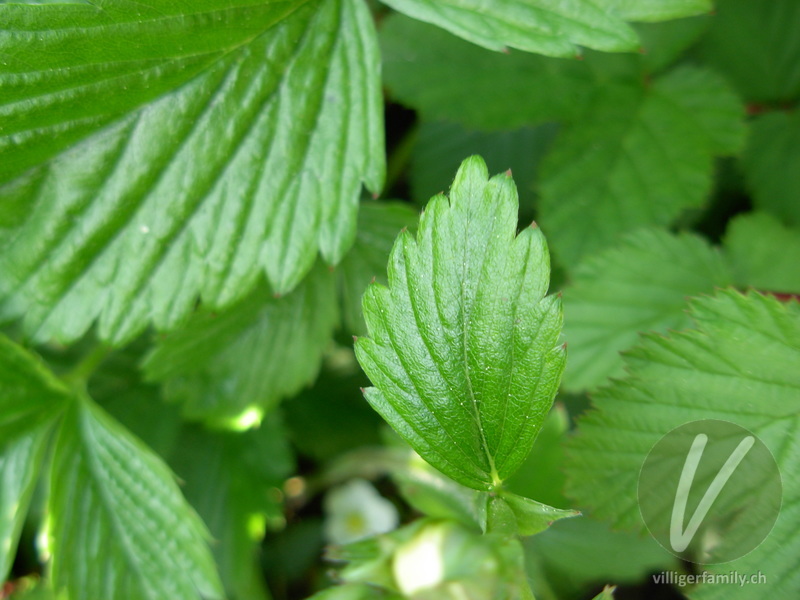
[354,156,564,490]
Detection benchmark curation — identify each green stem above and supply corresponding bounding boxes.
[62,344,111,392]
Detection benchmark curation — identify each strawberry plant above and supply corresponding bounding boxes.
[1,1,798,600]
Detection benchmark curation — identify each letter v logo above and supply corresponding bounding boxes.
[669,433,755,553]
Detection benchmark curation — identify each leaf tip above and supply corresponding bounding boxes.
[529,220,538,229]
[504,168,513,178]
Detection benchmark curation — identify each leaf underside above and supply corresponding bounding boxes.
[49,401,223,600]
[355,156,566,491]
[0,0,384,345]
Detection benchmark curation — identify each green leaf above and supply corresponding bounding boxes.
[307,584,402,600]
[0,0,384,345]
[143,263,338,425]
[0,334,70,442]
[741,111,800,227]
[283,355,383,461]
[564,291,800,599]
[170,422,294,600]
[354,156,566,491]
[524,509,678,599]
[539,67,744,266]
[380,14,598,129]
[591,586,617,600]
[699,0,800,103]
[723,212,800,294]
[496,492,579,537]
[634,15,712,74]
[378,0,642,57]
[0,425,52,581]
[410,121,558,212]
[49,399,223,600]
[337,203,420,336]
[562,228,733,392]
[604,0,711,22]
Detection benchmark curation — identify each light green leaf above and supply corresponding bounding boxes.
[605,0,711,22]
[380,14,598,129]
[410,121,558,212]
[308,584,402,600]
[143,263,338,425]
[741,111,800,227]
[699,0,800,103]
[355,156,566,491]
[49,399,223,600]
[562,228,733,392]
[337,203,420,336]
[497,492,579,537]
[565,291,800,599]
[723,212,800,294]
[539,67,744,266]
[379,0,641,57]
[0,334,70,442]
[0,0,384,345]
[591,586,617,600]
[0,425,52,582]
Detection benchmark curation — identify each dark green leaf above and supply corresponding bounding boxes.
[49,399,223,599]
[380,15,598,129]
[699,0,800,103]
[355,156,566,490]
[724,212,800,294]
[337,203,420,336]
[170,422,293,600]
[143,263,338,425]
[0,0,384,345]
[410,121,558,212]
[741,111,800,227]
[539,67,744,266]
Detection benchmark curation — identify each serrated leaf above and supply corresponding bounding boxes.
[337,203,420,336]
[565,291,800,599]
[0,334,70,442]
[410,121,558,212]
[562,229,733,392]
[699,0,800,103]
[380,14,598,129]
[723,212,800,294]
[539,67,744,266]
[49,399,223,600]
[0,0,384,345]
[741,111,800,227]
[355,156,566,491]
[378,0,641,57]
[0,425,52,581]
[143,263,337,425]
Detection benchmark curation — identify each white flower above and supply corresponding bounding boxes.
[323,479,399,545]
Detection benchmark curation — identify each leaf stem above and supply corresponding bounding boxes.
[62,344,111,392]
